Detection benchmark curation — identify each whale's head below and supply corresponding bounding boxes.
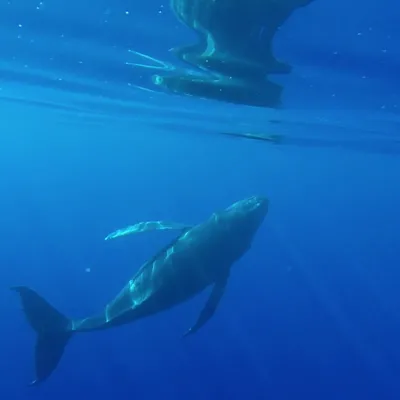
[224,195,269,238]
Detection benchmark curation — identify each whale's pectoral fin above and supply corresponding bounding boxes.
[105,220,192,241]
[183,273,229,337]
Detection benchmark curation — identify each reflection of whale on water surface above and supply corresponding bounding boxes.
[153,73,284,108]
[13,196,269,386]
[219,131,284,144]
[217,129,400,156]
[153,0,315,107]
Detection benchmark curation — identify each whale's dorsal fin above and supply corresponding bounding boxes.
[104,221,192,241]
[182,271,230,337]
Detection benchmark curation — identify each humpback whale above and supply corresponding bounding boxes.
[12,196,268,385]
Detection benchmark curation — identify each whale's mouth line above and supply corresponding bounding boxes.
[226,196,268,213]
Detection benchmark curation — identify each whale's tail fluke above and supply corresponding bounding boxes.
[11,286,72,386]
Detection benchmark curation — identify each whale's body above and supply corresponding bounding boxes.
[13,196,268,385]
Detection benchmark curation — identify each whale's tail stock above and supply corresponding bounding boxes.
[11,286,73,386]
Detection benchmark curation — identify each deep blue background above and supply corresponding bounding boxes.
[1,0,400,399]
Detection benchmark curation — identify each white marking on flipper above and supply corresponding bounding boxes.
[104,220,191,241]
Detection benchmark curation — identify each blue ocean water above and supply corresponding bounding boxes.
[1,0,400,399]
